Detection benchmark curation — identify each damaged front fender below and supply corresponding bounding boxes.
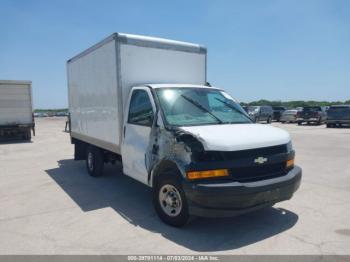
[145,126,206,187]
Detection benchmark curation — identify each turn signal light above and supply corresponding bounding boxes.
[286,159,295,169]
[187,169,229,180]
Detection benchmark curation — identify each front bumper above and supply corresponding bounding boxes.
[183,166,302,217]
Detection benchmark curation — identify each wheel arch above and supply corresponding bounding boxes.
[149,159,185,187]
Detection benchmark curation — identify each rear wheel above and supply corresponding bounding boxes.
[153,171,189,227]
[22,129,31,140]
[298,122,302,126]
[267,117,272,124]
[86,145,104,177]
[326,123,333,128]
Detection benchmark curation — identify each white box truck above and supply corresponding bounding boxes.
[67,33,301,226]
[0,80,35,140]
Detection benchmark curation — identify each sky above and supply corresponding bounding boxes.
[0,0,349,109]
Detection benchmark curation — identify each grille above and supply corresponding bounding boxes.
[230,162,287,182]
[194,145,287,162]
[220,144,287,160]
[191,144,289,182]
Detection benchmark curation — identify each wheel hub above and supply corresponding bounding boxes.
[159,184,182,217]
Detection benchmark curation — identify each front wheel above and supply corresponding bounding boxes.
[267,117,272,124]
[86,145,104,177]
[153,171,189,227]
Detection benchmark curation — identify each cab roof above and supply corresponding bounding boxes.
[143,84,221,90]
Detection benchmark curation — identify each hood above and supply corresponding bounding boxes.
[179,124,290,151]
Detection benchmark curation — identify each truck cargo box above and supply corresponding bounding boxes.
[67,33,207,154]
[0,80,34,140]
[0,80,33,126]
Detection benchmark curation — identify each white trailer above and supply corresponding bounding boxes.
[67,33,206,154]
[0,80,34,140]
[67,33,301,227]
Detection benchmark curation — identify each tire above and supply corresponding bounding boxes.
[298,122,302,126]
[267,117,272,124]
[23,129,31,140]
[281,121,285,124]
[326,123,333,128]
[153,171,189,227]
[317,117,322,125]
[86,145,104,177]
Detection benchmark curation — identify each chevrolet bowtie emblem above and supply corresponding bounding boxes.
[254,157,268,164]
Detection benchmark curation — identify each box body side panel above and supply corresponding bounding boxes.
[68,40,121,152]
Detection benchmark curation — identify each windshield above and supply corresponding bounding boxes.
[156,88,251,126]
[247,106,259,113]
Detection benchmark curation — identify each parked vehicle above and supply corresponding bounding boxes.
[280,109,298,123]
[67,33,302,227]
[272,106,287,122]
[297,106,327,125]
[247,106,273,123]
[55,111,68,117]
[326,105,350,128]
[33,112,48,118]
[0,80,35,140]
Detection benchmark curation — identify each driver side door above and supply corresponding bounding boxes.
[121,87,155,185]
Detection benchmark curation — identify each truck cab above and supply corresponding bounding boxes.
[116,84,301,226]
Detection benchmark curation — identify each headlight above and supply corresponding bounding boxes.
[286,141,295,169]
[286,140,293,152]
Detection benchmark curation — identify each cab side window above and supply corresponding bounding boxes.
[128,90,154,126]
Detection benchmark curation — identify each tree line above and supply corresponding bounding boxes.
[240,99,350,108]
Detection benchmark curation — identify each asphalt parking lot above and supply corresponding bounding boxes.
[0,117,349,255]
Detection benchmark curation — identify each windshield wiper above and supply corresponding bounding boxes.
[214,98,252,123]
[180,94,223,124]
